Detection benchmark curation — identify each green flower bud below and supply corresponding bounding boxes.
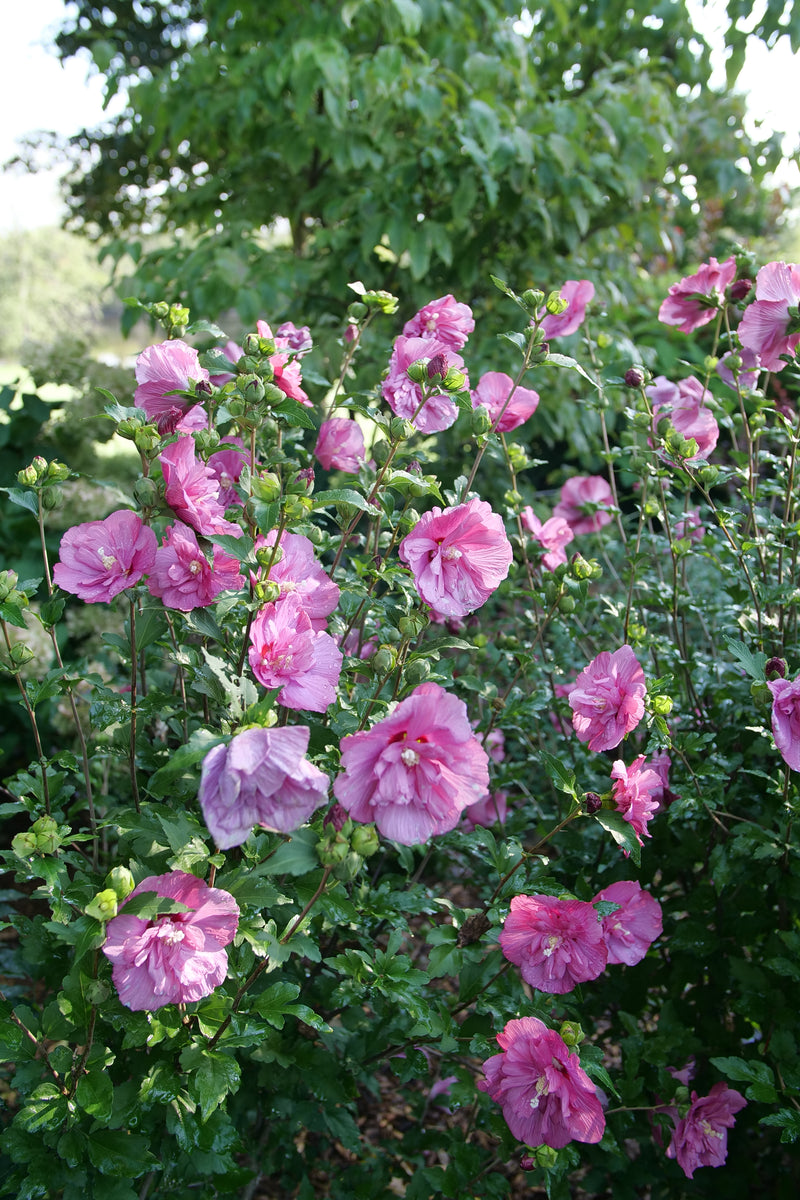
[32,456,48,477]
[389,417,415,441]
[46,461,70,482]
[31,815,58,835]
[698,464,719,486]
[471,405,493,435]
[12,831,38,858]
[443,367,467,392]
[558,1020,585,1046]
[406,360,428,384]
[534,1145,560,1169]
[194,429,221,455]
[17,466,39,488]
[254,579,283,604]
[703,355,719,373]
[0,570,18,602]
[282,494,312,522]
[133,426,161,455]
[133,477,160,510]
[506,443,529,471]
[317,830,351,867]
[238,374,266,403]
[650,694,673,716]
[404,658,430,685]
[347,302,368,321]
[105,865,136,900]
[85,889,119,922]
[263,383,286,405]
[398,612,429,638]
[241,332,261,356]
[34,828,60,854]
[632,411,653,430]
[9,643,35,668]
[333,850,363,882]
[351,824,380,858]
[545,291,569,316]
[41,487,63,511]
[251,472,282,503]
[750,680,771,709]
[372,645,397,674]
[371,439,391,466]
[558,594,577,614]
[522,288,545,311]
[151,302,170,321]
[570,554,593,580]
[363,289,399,314]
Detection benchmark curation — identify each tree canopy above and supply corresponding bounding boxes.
[46,0,798,327]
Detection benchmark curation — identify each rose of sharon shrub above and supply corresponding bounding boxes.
[479,1017,605,1148]
[53,510,157,602]
[568,645,647,752]
[666,1084,747,1178]
[199,726,329,848]
[102,870,239,1010]
[499,894,608,993]
[333,682,489,844]
[399,498,512,618]
[147,522,244,611]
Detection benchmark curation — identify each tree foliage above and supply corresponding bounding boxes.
[47,0,794,328]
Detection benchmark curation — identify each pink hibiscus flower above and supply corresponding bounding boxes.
[648,375,719,461]
[53,510,158,602]
[499,894,608,993]
[479,1017,605,1148]
[594,879,663,965]
[553,475,614,535]
[254,530,340,631]
[256,319,310,405]
[382,336,468,434]
[399,498,512,618]
[102,870,239,1011]
[147,522,244,611]
[666,1083,747,1179]
[333,682,490,845]
[658,256,737,333]
[207,437,247,508]
[275,321,313,354]
[402,294,474,350]
[738,260,800,372]
[611,756,662,846]
[470,371,539,432]
[314,418,366,474]
[568,645,647,751]
[248,592,342,712]
[462,789,508,831]
[199,726,329,848]
[520,506,575,570]
[134,341,209,435]
[160,436,242,537]
[768,674,800,770]
[539,280,595,339]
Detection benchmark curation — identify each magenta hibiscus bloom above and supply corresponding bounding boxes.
[553,475,614,535]
[134,341,210,435]
[333,682,490,845]
[768,674,800,770]
[666,1083,746,1178]
[382,336,467,434]
[499,894,608,993]
[147,522,244,611]
[199,726,329,848]
[568,645,647,752]
[539,280,595,339]
[738,260,800,372]
[594,880,663,965]
[402,294,474,350]
[648,375,719,461]
[275,321,312,354]
[54,510,158,602]
[399,498,512,618]
[479,1017,605,1148]
[520,507,575,571]
[470,371,539,433]
[248,592,342,712]
[254,530,340,632]
[611,756,662,847]
[314,418,366,474]
[160,436,242,537]
[658,256,737,333]
[102,870,239,1011]
[256,319,310,405]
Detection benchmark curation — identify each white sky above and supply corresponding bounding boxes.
[0,0,798,234]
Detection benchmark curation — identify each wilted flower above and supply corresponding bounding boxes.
[478,1017,605,1148]
[248,592,342,712]
[399,498,512,618]
[539,280,595,339]
[553,475,614,535]
[594,879,663,965]
[333,682,490,845]
[402,294,474,350]
[568,645,647,752]
[470,371,539,433]
[499,893,608,993]
[314,418,366,474]
[666,1083,747,1179]
[147,522,244,611]
[738,260,800,372]
[521,506,575,570]
[199,726,329,848]
[382,336,468,433]
[658,256,737,333]
[102,870,239,1011]
[53,510,158,602]
[134,341,209,435]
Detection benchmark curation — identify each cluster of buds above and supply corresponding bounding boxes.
[17,458,71,510]
[317,810,380,881]
[406,356,467,393]
[12,815,62,859]
[149,301,190,338]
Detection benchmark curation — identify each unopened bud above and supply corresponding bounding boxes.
[238,374,266,403]
[85,889,119,922]
[406,360,428,383]
[254,579,282,604]
[426,353,448,379]
[41,487,63,511]
[584,792,602,815]
[84,979,111,1006]
[0,570,18,601]
[545,292,569,316]
[624,367,646,388]
[251,472,282,503]
[105,865,136,900]
[570,554,593,580]
[372,645,397,674]
[362,289,399,314]
[443,367,467,392]
[133,477,159,509]
[351,824,380,857]
[729,278,753,302]
[558,594,576,614]
[17,466,39,488]
[333,850,363,882]
[241,332,261,356]
[766,656,787,681]
[404,658,430,685]
[389,417,415,442]
[398,612,429,638]
[558,1020,585,1046]
[288,467,315,495]
[471,405,493,435]
[9,643,35,668]
[12,831,38,857]
[282,494,312,521]
[371,439,391,466]
[133,426,161,455]
[534,1145,559,1169]
[522,288,545,311]
[651,694,673,716]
